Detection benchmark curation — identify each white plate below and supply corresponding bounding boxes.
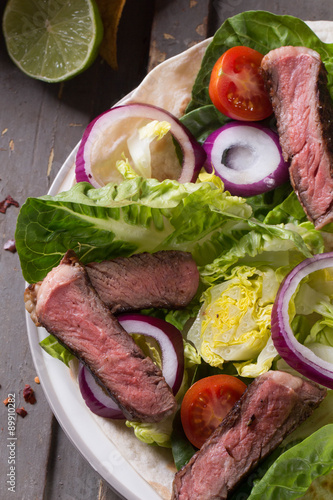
[25,20,333,500]
[25,85,171,499]
[24,39,214,499]
[27,313,161,500]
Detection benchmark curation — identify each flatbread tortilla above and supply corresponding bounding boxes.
[79,20,333,500]
[129,39,211,118]
[129,20,333,118]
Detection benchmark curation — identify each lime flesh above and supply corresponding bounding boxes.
[3,0,104,82]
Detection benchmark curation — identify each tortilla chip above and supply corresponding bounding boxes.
[95,0,127,70]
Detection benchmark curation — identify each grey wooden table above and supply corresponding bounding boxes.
[1,1,333,499]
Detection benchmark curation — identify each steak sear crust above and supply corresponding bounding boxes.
[35,251,177,423]
[172,370,326,500]
[261,46,333,229]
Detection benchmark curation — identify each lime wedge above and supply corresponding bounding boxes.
[3,0,104,82]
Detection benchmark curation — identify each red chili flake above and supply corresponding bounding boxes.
[34,376,40,384]
[4,239,16,253]
[0,195,19,214]
[23,384,36,404]
[3,397,10,406]
[16,407,27,418]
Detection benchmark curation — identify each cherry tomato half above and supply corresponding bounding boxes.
[208,46,273,121]
[180,374,247,449]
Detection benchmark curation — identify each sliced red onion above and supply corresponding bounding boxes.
[118,313,185,396]
[78,313,184,419]
[75,103,206,187]
[78,363,125,419]
[271,252,333,389]
[203,121,289,197]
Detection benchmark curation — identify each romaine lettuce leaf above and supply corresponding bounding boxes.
[247,424,333,500]
[264,191,308,225]
[125,341,201,448]
[39,334,74,366]
[201,221,323,286]
[246,183,294,222]
[183,11,333,221]
[235,336,278,378]
[187,266,279,376]
[126,417,173,448]
[186,11,333,114]
[15,174,252,283]
[188,215,323,376]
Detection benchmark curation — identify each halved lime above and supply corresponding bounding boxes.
[3,0,104,82]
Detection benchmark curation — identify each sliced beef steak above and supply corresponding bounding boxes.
[86,250,200,313]
[35,251,177,423]
[261,46,333,229]
[25,250,199,322]
[172,370,326,500]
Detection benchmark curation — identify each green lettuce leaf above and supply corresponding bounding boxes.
[126,417,173,448]
[183,11,333,220]
[246,183,294,222]
[264,191,308,225]
[171,410,196,470]
[179,104,231,144]
[15,175,252,283]
[248,424,333,500]
[189,216,323,377]
[187,266,280,377]
[187,11,333,114]
[39,334,74,366]
[200,221,323,286]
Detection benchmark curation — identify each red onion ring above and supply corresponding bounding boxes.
[78,363,125,419]
[78,313,184,419]
[118,313,185,396]
[203,121,289,197]
[271,252,333,389]
[75,103,206,186]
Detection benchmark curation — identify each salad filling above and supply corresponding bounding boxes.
[16,11,333,500]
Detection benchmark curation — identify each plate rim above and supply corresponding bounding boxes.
[26,311,162,500]
[26,21,333,496]
[25,89,167,500]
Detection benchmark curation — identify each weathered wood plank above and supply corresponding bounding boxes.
[148,0,211,71]
[37,2,213,498]
[2,1,332,499]
[43,417,122,500]
[0,4,54,499]
[0,0,154,498]
[208,0,333,31]
[37,1,155,498]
